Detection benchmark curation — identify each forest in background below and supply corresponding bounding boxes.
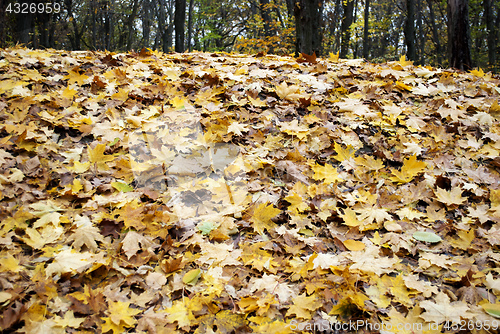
[0,0,499,71]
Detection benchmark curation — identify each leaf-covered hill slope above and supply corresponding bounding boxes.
[0,47,500,333]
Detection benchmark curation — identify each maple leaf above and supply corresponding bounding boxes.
[87,143,115,170]
[310,162,343,184]
[29,200,63,228]
[274,82,302,101]
[286,293,322,319]
[389,155,427,183]
[164,299,194,328]
[66,215,105,252]
[419,292,471,324]
[45,248,92,277]
[121,231,158,259]
[249,202,281,234]
[434,187,467,206]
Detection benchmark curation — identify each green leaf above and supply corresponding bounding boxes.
[482,303,500,318]
[197,221,218,235]
[183,269,201,285]
[412,231,442,243]
[111,181,134,193]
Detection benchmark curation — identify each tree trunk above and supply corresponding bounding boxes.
[91,0,97,49]
[16,0,34,46]
[340,0,354,58]
[404,0,416,61]
[427,0,442,65]
[174,0,186,52]
[448,0,472,70]
[187,0,194,51]
[143,0,152,48]
[260,0,272,37]
[127,0,140,50]
[294,0,323,56]
[484,0,496,68]
[417,0,424,64]
[363,0,370,59]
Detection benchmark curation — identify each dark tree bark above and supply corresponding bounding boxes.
[15,0,34,46]
[294,0,323,56]
[143,0,152,48]
[127,0,140,50]
[340,0,354,58]
[417,0,424,64]
[174,0,186,52]
[427,0,442,65]
[285,0,294,18]
[404,0,416,61]
[484,0,496,67]
[187,0,194,51]
[91,0,96,49]
[363,0,370,59]
[448,0,472,69]
[103,0,111,50]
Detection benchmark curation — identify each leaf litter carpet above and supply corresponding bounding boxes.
[0,47,500,333]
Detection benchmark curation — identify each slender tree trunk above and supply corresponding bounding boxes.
[404,0,416,60]
[340,0,354,58]
[143,0,151,48]
[363,0,370,59]
[333,0,341,51]
[427,0,442,65]
[127,0,140,50]
[448,0,472,69]
[104,0,111,50]
[294,0,323,56]
[175,0,186,52]
[166,2,174,51]
[484,0,496,68]
[187,0,194,51]
[417,0,424,64]
[91,0,97,49]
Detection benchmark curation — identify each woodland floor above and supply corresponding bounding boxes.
[0,47,500,333]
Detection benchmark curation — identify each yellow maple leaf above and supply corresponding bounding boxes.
[164,300,193,327]
[310,162,343,184]
[286,293,322,319]
[329,51,340,62]
[332,142,355,162]
[0,254,22,273]
[87,143,114,170]
[399,55,413,67]
[434,187,466,206]
[65,70,89,85]
[250,202,281,234]
[470,68,485,77]
[284,192,309,213]
[354,155,384,171]
[389,155,427,183]
[339,208,362,227]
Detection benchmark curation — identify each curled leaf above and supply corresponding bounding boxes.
[182,268,201,285]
